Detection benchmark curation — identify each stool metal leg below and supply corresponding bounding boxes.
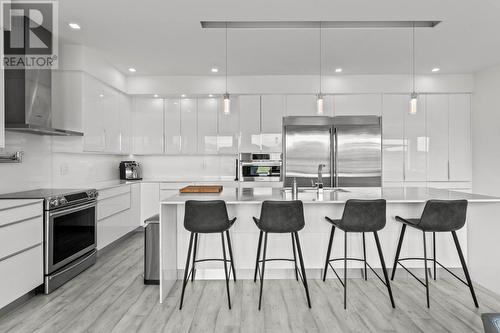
[391,224,407,280]
[323,225,335,281]
[179,232,194,310]
[226,230,236,282]
[374,231,396,308]
[433,232,437,281]
[423,231,430,308]
[291,233,299,281]
[254,230,263,283]
[191,233,198,282]
[362,232,367,281]
[294,232,312,308]
[344,231,348,309]
[221,232,232,309]
[258,232,268,311]
[451,231,479,308]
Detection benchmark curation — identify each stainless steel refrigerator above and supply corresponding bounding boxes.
[282,116,382,187]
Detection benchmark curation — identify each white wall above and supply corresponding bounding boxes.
[127,74,474,95]
[472,65,500,196]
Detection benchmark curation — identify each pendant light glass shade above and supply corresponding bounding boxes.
[409,92,418,115]
[317,93,324,114]
[223,92,230,114]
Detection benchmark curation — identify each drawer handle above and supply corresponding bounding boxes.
[0,243,42,263]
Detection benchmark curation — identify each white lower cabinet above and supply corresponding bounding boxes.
[0,200,43,310]
[97,184,140,250]
[140,183,160,223]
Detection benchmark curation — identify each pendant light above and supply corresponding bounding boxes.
[223,23,230,114]
[317,22,324,115]
[409,21,418,115]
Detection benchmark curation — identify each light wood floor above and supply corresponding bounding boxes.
[0,232,499,333]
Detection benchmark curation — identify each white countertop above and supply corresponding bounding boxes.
[160,187,500,204]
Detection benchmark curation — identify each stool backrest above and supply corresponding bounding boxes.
[340,199,387,232]
[184,200,230,233]
[259,200,305,233]
[419,199,468,231]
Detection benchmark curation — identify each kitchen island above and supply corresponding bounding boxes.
[159,187,500,302]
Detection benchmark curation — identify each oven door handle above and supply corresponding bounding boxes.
[49,202,97,218]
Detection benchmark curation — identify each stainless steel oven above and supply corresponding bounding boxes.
[238,153,282,182]
[45,200,97,275]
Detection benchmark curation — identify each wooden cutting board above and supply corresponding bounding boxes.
[179,185,223,193]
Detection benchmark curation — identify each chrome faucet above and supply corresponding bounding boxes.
[317,164,326,189]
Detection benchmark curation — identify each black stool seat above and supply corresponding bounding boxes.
[179,200,236,310]
[253,200,311,310]
[323,199,395,309]
[391,199,478,308]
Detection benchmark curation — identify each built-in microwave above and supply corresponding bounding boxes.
[238,153,282,182]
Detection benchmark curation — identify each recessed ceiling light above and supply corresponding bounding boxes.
[181,94,186,98]
[208,94,214,97]
[211,68,219,73]
[154,94,159,98]
[128,67,136,73]
[99,93,104,98]
[335,68,343,73]
[68,23,81,30]
[431,67,440,72]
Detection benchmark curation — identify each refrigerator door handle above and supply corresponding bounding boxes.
[332,127,338,187]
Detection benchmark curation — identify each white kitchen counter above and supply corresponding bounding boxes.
[161,187,500,204]
[158,186,500,302]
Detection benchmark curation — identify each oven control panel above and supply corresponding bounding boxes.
[46,189,98,210]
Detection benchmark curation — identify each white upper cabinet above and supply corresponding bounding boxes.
[449,94,472,181]
[52,71,84,132]
[102,85,121,153]
[82,75,106,152]
[261,95,285,152]
[118,93,132,154]
[218,96,239,154]
[426,94,449,181]
[334,94,382,116]
[239,95,261,152]
[404,95,427,181]
[382,95,406,182]
[197,98,218,154]
[286,95,317,116]
[180,98,197,154]
[132,97,164,154]
[164,99,181,154]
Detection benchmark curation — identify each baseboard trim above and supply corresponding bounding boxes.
[0,288,40,318]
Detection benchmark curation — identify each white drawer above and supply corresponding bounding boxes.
[97,193,130,220]
[0,199,41,211]
[0,216,43,260]
[0,201,42,228]
[98,185,130,201]
[0,244,43,309]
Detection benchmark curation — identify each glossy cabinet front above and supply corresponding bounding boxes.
[132,98,164,154]
[261,95,285,152]
[239,95,261,152]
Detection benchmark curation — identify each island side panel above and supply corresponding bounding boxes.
[159,203,178,303]
[467,202,500,296]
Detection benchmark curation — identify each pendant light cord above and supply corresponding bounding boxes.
[412,21,415,93]
[319,22,322,94]
[225,22,228,94]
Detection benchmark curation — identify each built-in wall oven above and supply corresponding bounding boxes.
[238,153,282,182]
[0,188,98,294]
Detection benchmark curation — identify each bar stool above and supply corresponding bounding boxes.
[391,199,478,308]
[253,200,311,310]
[323,199,395,309]
[179,200,236,310]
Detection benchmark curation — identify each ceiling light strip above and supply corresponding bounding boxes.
[201,21,441,29]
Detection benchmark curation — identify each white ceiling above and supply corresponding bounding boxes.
[58,0,500,76]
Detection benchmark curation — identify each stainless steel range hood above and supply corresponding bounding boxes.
[4,69,83,136]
